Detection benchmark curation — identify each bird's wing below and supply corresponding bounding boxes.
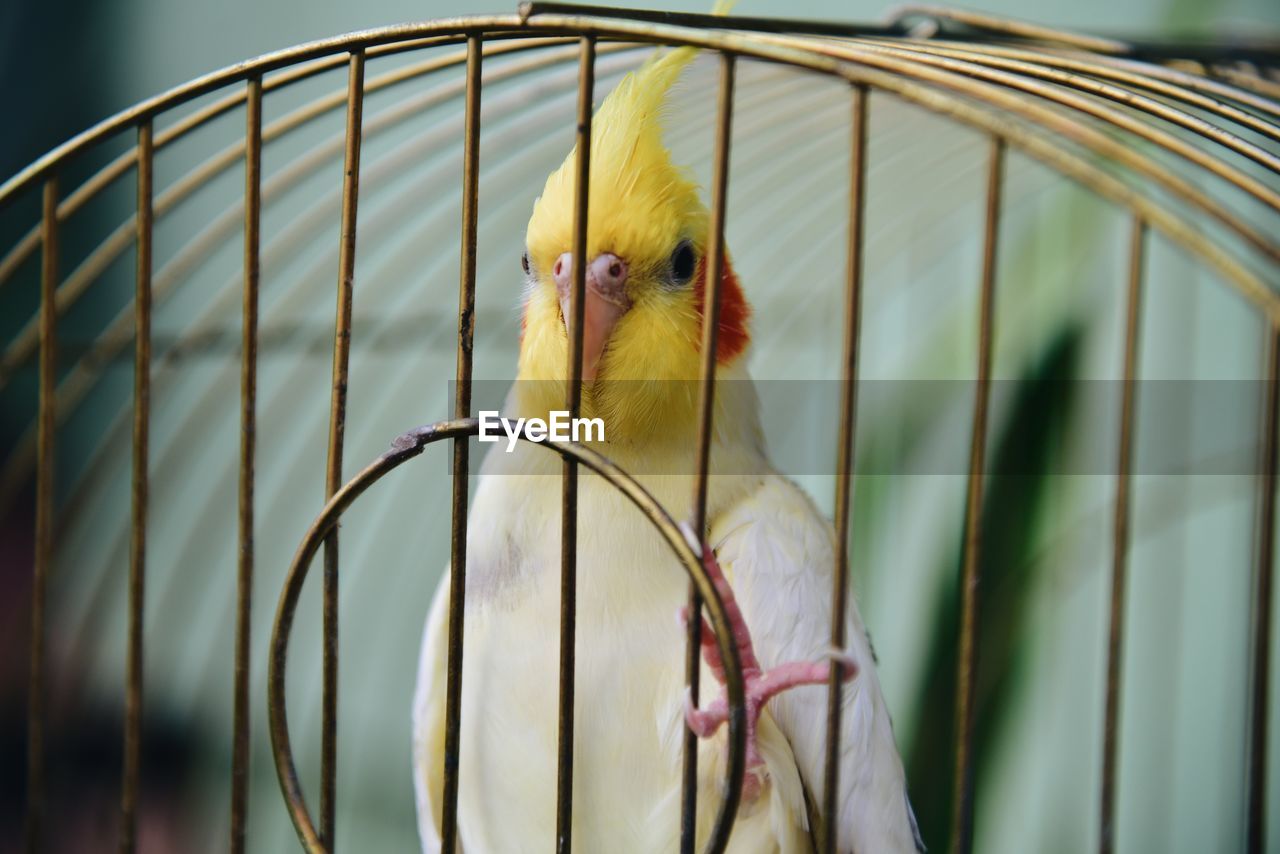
[412,572,456,854]
[709,475,925,854]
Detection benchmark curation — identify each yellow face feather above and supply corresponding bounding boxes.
[518,47,737,440]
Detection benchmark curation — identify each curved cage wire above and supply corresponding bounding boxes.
[2,3,1278,853]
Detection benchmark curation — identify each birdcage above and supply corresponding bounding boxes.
[2,3,1278,853]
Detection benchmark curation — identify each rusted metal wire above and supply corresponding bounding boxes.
[441,34,483,854]
[120,119,153,854]
[750,32,1280,269]
[682,51,738,854]
[0,16,1272,314]
[888,5,1131,54]
[0,24,662,213]
[320,49,366,849]
[519,1,908,39]
[0,36,660,304]
[951,136,1003,854]
[1080,52,1280,121]
[1099,217,1146,854]
[0,12,1261,218]
[871,38,1280,149]
[230,74,263,854]
[0,43,654,517]
[0,42,660,402]
[822,82,868,854]
[855,39,1280,180]
[17,21,1269,522]
[267,419,747,853]
[9,19,1274,520]
[0,49,783,525]
[23,175,58,854]
[1215,65,1280,101]
[542,21,1280,305]
[556,34,595,854]
[1248,326,1280,854]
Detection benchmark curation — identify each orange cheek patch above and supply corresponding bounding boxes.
[692,256,751,364]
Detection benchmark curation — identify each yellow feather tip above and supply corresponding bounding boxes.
[524,5,726,277]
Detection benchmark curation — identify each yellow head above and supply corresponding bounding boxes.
[516,45,751,441]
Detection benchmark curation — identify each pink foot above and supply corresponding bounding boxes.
[678,523,857,802]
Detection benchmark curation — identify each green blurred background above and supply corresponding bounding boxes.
[1,0,1278,852]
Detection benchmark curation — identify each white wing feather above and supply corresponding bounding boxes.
[709,475,925,854]
[412,574,454,854]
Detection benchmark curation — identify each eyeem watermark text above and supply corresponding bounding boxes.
[478,410,605,452]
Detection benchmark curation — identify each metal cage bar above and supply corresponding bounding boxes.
[1248,326,1280,854]
[853,39,1280,181]
[870,39,1280,153]
[231,74,263,854]
[951,136,1004,854]
[682,51,738,854]
[556,34,596,854]
[121,118,153,854]
[3,30,1274,383]
[748,33,1280,269]
[0,10,1273,214]
[442,34,484,854]
[321,49,366,849]
[1215,66,1280,101]
[1099,216,1146,854]
[0,42,656,519]
[875,38,1280,143]
[892,5,1132,54]
[2,16,1274,408]
[822,81,868,854]
[0,36,626,303]
[24,175,59,854]
[0,40,646,407]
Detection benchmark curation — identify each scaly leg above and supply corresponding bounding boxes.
[678,523,857,801]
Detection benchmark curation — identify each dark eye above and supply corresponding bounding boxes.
[670,241,696,284]
[521,252,531,275]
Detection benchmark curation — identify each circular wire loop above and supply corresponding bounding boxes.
[267,418,749,853]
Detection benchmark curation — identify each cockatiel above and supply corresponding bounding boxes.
[413,36,925,854]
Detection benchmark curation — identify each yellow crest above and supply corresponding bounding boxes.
[516,1,745,439]
[524,44,710,278]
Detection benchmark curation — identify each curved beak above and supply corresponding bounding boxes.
[553,251,631,383]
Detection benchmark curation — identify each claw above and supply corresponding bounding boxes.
[683,688,728,738]
[678,528,860,803]
[820,647,860,681]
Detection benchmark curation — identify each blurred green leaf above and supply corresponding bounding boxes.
[902,324,1082,852]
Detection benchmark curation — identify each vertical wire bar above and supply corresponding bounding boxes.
[1247,323,1280,854]
[822,83,868,854]
[556,35,594,854]
[121,120,153,854]
[24,175,58,854]
[950,137,1004,854]
[321,50,365,849]
[1099,217,1146,854]
[231,75,262,854]
[441,34,482,854]
[681,52,736,854]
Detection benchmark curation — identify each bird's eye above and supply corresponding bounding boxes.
[521,252,531,275]
[670,241,696,284]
